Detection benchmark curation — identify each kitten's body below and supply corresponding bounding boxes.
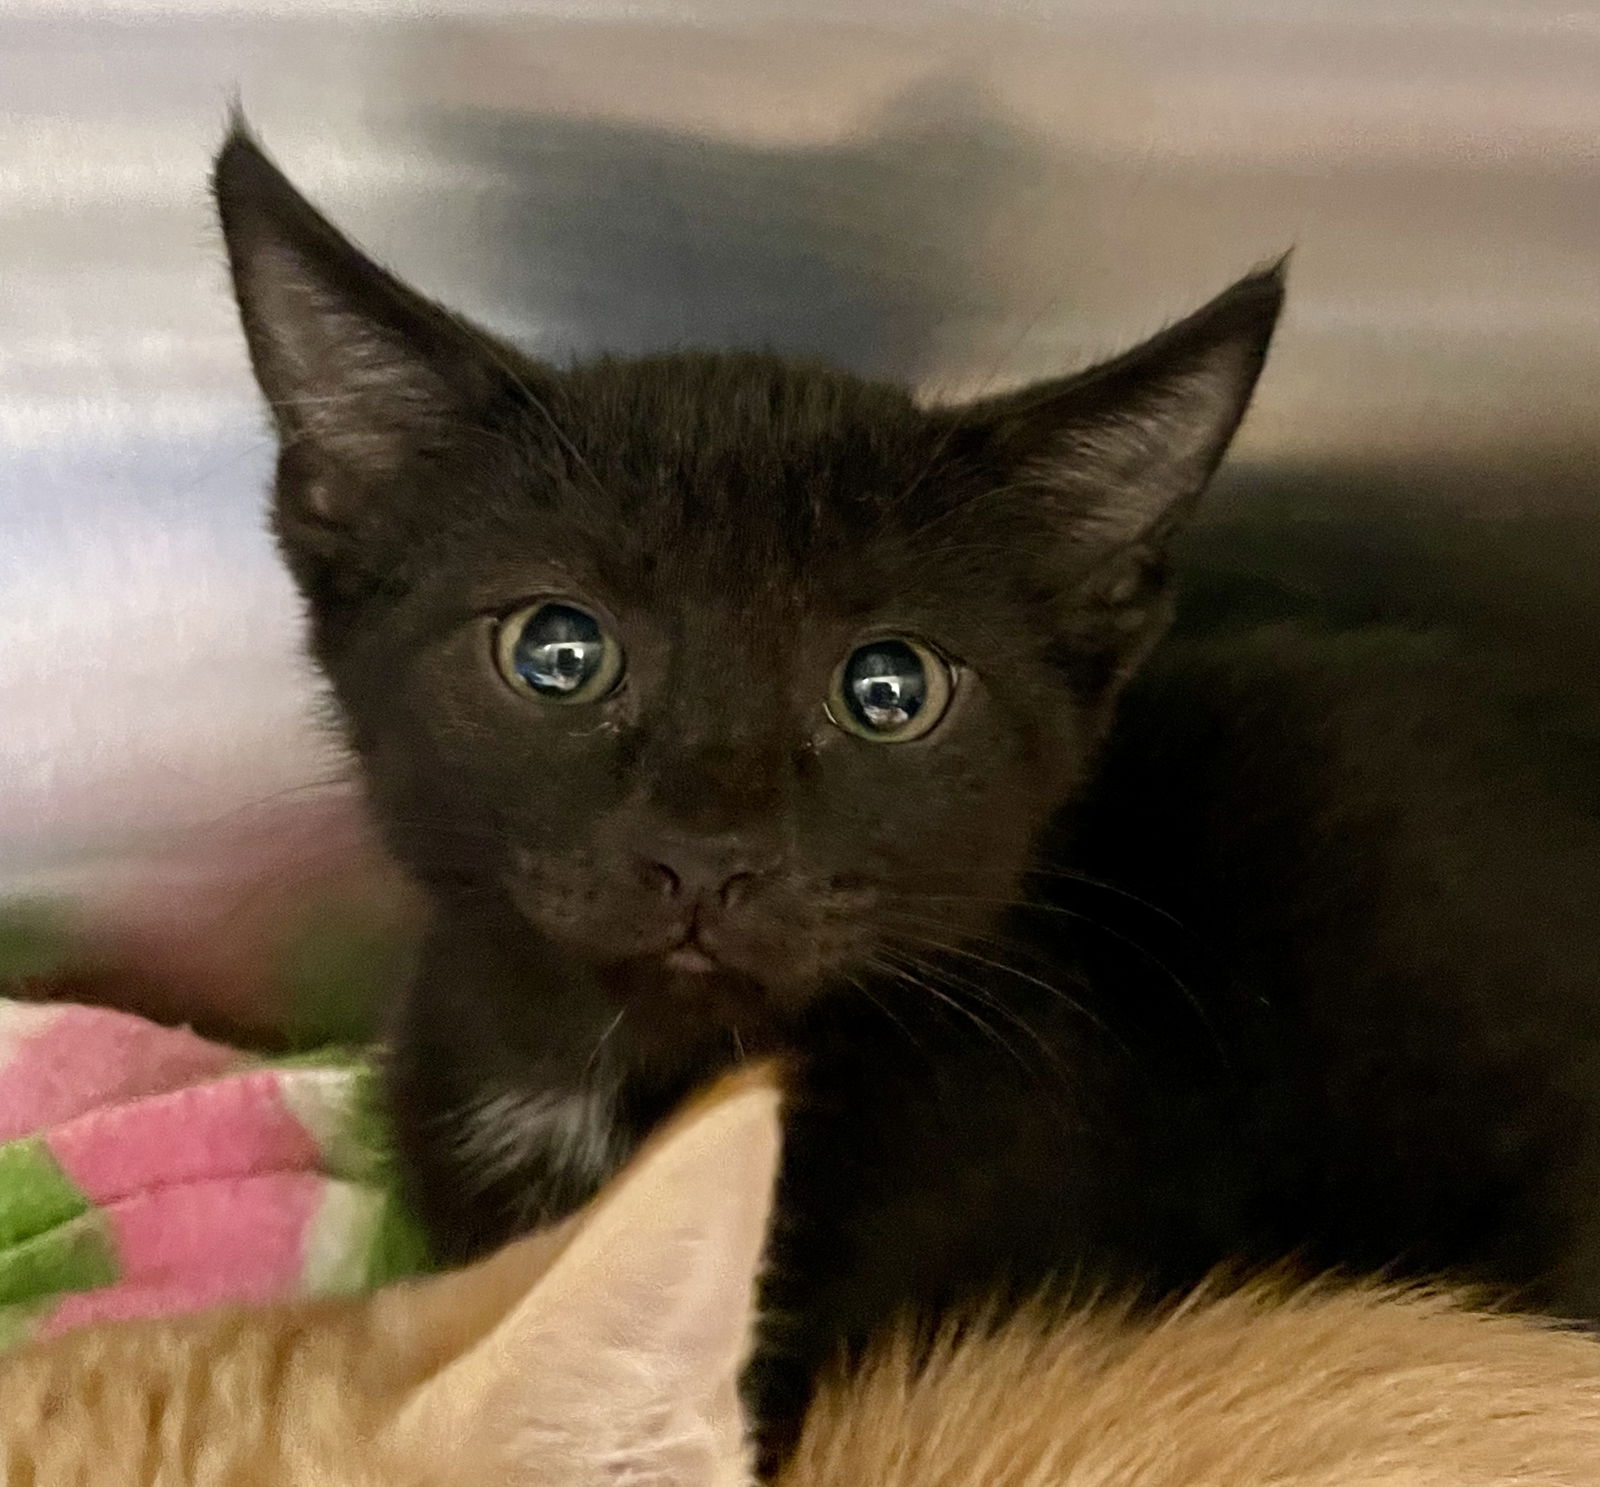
[210,122,1600,1456]
[7,1076,1600,1487]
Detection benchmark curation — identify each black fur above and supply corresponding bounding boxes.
[215,120,1600,1463]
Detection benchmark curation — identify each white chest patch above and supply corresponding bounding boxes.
[453,1078,625,1212]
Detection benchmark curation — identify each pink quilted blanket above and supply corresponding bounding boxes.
[0,995,425,1349]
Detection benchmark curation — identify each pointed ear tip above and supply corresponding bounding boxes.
[614,1065,783,1206]
[713,1058,786,1107]
[210,113,275,208]
[711,1062,785,1131]
[1229,258,1288,313]
[671,1059,786,1127]
[659,1065,784,1188]
[1196,256,1287,352]
[700,1069,784,1156]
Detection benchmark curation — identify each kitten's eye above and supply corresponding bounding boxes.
[827,637,953,743]
[496,601,623,703]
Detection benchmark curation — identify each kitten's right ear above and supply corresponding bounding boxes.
[213,116,519,548]
[388,1067,783,1487]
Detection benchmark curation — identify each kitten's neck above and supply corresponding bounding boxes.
[389,902,741,1253]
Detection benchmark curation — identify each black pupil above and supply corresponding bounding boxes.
[514,604,604,696]
[845,641,927,732]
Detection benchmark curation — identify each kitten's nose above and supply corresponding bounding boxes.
[637,836,775,908]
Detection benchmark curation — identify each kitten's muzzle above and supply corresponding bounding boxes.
[636,842,775,977]
[508,835,872,1006]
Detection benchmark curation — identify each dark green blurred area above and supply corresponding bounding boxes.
[0,903,78,983]
[0,895,415,1054]
[274,901,414,1049]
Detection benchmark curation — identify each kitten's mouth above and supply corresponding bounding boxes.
[655,928,751,990]
[662,942,721,975]
[657,909,737,978]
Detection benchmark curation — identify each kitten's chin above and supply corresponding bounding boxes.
[595,955,802,1045]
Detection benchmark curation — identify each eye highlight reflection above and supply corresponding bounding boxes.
[828,637,953,742]
[496,601,623,703]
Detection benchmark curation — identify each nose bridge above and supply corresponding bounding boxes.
[642,609,792,837]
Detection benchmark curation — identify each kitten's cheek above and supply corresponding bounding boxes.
[731,921,875,999]
[500,863,583,940]
[506,878,583,942]
[502,862,677,962]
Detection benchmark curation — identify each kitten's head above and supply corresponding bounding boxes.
[0,1067,780,1487]
[214,123,1282,1032]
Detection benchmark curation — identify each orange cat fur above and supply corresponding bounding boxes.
[5,1067,1600,1487]
[784,1285,1600,1487]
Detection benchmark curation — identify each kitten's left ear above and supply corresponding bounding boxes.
[212,116,522,541]
[389,1068,783,1487]
[952,263,1286,558]
[944,264,1284,701]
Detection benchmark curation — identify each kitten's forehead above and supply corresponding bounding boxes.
[553,353,939,550]
[500,353,972,637]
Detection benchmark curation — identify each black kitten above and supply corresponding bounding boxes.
[215,123,1600,1456]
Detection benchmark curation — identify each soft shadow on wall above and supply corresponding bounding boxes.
[396,74,1068,385]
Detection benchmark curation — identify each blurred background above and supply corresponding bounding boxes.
[1,0,1597,1037]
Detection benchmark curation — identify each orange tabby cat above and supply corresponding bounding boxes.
[5,1067,1600,1487]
